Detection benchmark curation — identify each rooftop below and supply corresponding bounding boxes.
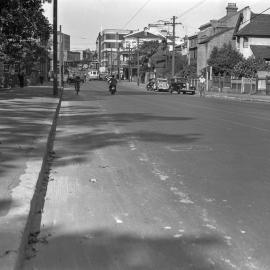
[236,13,270,36]
[124,29,164,40]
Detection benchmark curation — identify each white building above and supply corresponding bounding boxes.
[234,8,270,60]
[96,29,134,75]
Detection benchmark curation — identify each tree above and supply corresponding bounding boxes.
[179,61,197,78]
[137,40,160,72]
[207,43,244,75]
[0,0,51,65]
[233,57,270,78]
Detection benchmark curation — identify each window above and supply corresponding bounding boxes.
[236,37,240,49]
[119,34,126,40]
[243,37,248,48]
[105,34,116,40]
[105,42,116,49]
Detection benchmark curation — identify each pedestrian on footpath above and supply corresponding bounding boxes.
[199,74,206,97]
[18,71,25,88]
[39,72,44,85]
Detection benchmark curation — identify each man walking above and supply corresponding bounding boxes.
[199,74,206,97]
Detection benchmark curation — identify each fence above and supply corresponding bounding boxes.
[209,76,256,94]
[206,76,270,95]
[189,75,270,95]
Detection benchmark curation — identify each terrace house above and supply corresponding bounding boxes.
[234,10,270,61]
[197,3,249,74]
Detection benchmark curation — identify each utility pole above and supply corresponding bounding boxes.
[172,16,176,77]
[110,47,113,75]
[53,0,58,96]
[116,32,120,80]
[137,37,140,86]
[164,16,182,77]
[128,45,132,82]
[59,25,63,88]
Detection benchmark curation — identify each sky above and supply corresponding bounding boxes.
[43,0,270,51]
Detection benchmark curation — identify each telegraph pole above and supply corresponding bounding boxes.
[164,16,182,77]
[116,32,120,80]
[59,25,63,88]
[137,37,140,86]
[110,48,113,75]
[172,16,176,77]
[129,45,132,82]
[53,0,58,96]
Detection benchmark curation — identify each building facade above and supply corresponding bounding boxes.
[197,3,247,74]
[96,29,133,75]
[234,10,270,60]
[122,29,171,81]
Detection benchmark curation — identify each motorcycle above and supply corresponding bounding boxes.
[109,85,116,95]
[146,80,156,91]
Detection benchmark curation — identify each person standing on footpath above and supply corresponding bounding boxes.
[18,71,25,88]
[39,72,44,85]
[199,74,206,97]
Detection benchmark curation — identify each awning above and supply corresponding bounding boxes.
[250,45,270,60]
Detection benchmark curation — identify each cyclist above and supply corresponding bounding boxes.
[75,75,81,94]
[108,75,117,92]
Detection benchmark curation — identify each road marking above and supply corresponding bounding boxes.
[173,234,183,238]
[113,216,123,224]
[152,165,169,181]
[165,145,213,152]
[128,141,136,150]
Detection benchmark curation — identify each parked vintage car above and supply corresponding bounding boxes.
[170,77,196,95]
[156,78,170,91]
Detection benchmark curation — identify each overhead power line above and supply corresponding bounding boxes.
[123,0,152,28]
[177,0,208,18]
[240,7,270,26]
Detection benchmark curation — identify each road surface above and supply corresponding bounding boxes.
[23,81,270,270]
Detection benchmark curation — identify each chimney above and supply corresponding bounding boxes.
[226,3,238,16]
[143,27,148,36]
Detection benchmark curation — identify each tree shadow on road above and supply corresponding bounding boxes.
[51,85,202,167]
[54,130,201,167]
[25,227,230,270]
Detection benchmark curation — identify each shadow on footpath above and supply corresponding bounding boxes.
[26,227,230,270]
[0,199,12,217]
[0,87,59,213]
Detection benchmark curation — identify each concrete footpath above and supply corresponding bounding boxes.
[0,85,62,270]
[120,81,270,103]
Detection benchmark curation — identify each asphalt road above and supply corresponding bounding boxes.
[23,81,270,270]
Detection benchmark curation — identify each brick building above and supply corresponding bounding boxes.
[197,3,249,74]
